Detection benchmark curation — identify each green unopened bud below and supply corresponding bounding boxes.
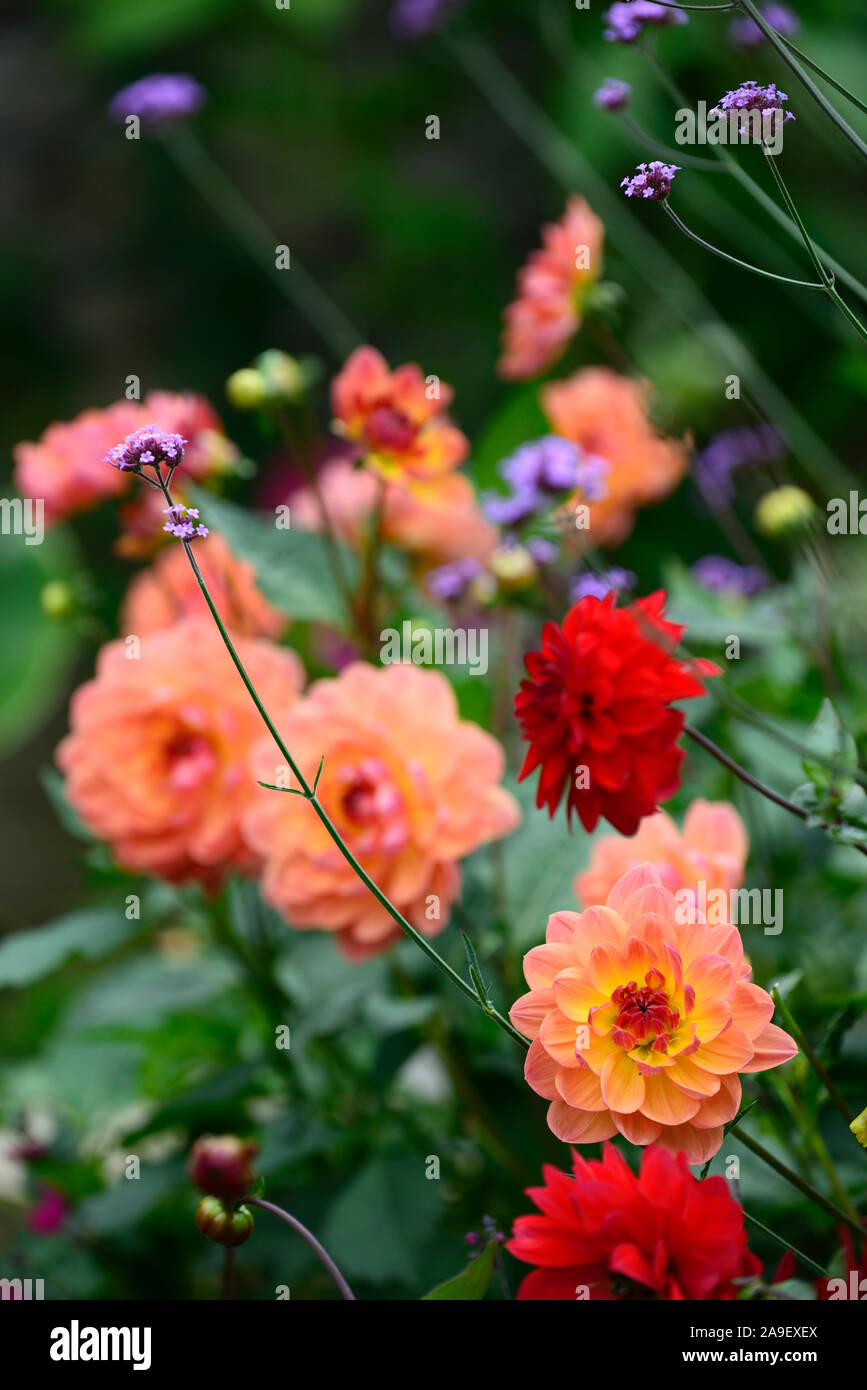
[255,350,305,403]
[755,485,816,540]
[195,1196,254,1247]
[226,368,268,410]
[40,581,78,621]
[851,1105,867,1150]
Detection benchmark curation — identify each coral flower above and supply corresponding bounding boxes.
[291,457,497,567]
[121,533,288,640]
[14,392,237,527]
[331,346,469,486]
[509,1143,762,1300]
[244,663,520,958]
[56,618,303,889]
[516,590,718,835]
[542,368,688,546]
[510,864,797,1163]
[498,197,605,381]
[576,800,748,908]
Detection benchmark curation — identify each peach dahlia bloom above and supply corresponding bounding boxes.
[244,662,520,958]
[575,800,748,909]
[331,346,469,486]
[510,864,796,1164]
[57,617,303,889]
[542,367,688,547]
[291,458,496,567]
[14,392,237,527]
[499,197,605,382]
[121,533,288,640]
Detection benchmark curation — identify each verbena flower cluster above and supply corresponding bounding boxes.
[621,161,680,201]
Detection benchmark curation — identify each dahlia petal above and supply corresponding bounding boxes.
[692,1073,741,1128]
[739,1021,798,1073]
[611,1109,663,1145]
[524,1037,561,1100]
[684,952,735,1003]
[640,1071,700,1126]
[666,1054,723,1099]
[688,996,732,1045]
[539,1006,587,1067]
[654,1122,724,1166]
[524,942,580,990]
[730,981,775,1038]
[588,941,628,996]
[604,864,664,916]
[555,1064,608,1111]
[553,966,608,1021]
[547,1100,618,1144]
[692,1025,756,1074]
[510,988,554,1040]
[600,1051,646,1114]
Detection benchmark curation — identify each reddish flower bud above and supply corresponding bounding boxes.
[195,1196,255,1248]
[188,1134,258,1201]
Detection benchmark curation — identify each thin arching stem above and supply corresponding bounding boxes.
[777,34,867,118]
[661,201,825,288]
[731,1126,863,1238]
[155,474,528,1050]
[246,1198,357,1301]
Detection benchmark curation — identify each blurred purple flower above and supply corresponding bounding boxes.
[729,4,800,49]
[621,161,680,201]
[603,2,688,44]
[483,437,609,530]
[711,81,795,123]
[694,424,785,504]
[594,79,632,113]
[570,567,636,603]
[391,0,464,37]
[692,555,768,598]
[426,556,483,602]
[108,74,206,127]
[526,537,559,566]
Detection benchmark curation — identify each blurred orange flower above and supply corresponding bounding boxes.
[331,346,468,486]
[575,800,748,909]
[121,533,288,640]
[57,617,303,889]
[498,197,604,381]
[244,662,520,958]
[14,392,237,528]
[291,457,496,568]
[542,367,688,546]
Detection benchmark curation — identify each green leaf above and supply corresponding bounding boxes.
[321,1155,442,1286]
[0,908,140,987]
[188,486,357,628]
[422,1240,498,1300]
[803,699,858,790]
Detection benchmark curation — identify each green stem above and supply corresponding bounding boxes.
[777,34,867,119]
[619,114,723,171]
[245,1197,356,1300]
[772,987,856,1128]
[162,126,361,359]
[661,202,825,289]
[742,1210,829,1280]
[736,0,867,163]
[760,146,867,342]
[731,1124,863,1237]
[157,475,527,1051]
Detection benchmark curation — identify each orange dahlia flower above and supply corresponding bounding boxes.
[510,863,797,1164]
[576,799,748,908]
[542,367,688,546]
[56,617,303,889]
[331,346,469,486]
[509,1143,762,1300]
[121,533,288,640]
[499,197,605,381]
[14,392,237,527]
[291,458,496,568]
[244,662,520,958]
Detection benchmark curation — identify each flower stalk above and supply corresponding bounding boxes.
[245,1197,356,1301]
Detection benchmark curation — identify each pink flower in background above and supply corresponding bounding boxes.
[244,662,520,958]
[28,1183,69,1236]
[121,533,288,640]
[510,864,796,1164]
[498,197,605,381]
[576,800,749,909]
[331,346,469,485]
[57,618,303,890]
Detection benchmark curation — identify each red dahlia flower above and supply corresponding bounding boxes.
[515,591,718,834]
[508,1143,762,1300]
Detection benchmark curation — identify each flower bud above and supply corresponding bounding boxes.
[489,544,536,592]
[226,368,268,411]
[40,581,78,621]
[851,1105,867,1151]
[188,1134,258,1201]
[255,350,306,402]
[754,485,816,539]
[195,1196,254,1247]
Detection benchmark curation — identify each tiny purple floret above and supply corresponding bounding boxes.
[594,79,632,113]
[603,2,688,44]
[106,424,187,474]
[163,504,209,541]
[621,161,680,201]
[108,74,206,127]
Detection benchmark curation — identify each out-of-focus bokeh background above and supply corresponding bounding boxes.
[1,0,866,1300]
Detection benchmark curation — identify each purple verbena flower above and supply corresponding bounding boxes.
[391,0,465,37]
[692,555,768,598]
[163,504,209,541]
[621,161,680,201]
[106,424,187,474]
[526,537,559,566]
[710,80,795,124]
[693,424,785,504]
[729,4,800,49]
[570,567,636,603]
[426,557,483,602]
[108,74,206,127]
[594,79,632,113]
[603,2,688,44]
[484,437,609,530]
